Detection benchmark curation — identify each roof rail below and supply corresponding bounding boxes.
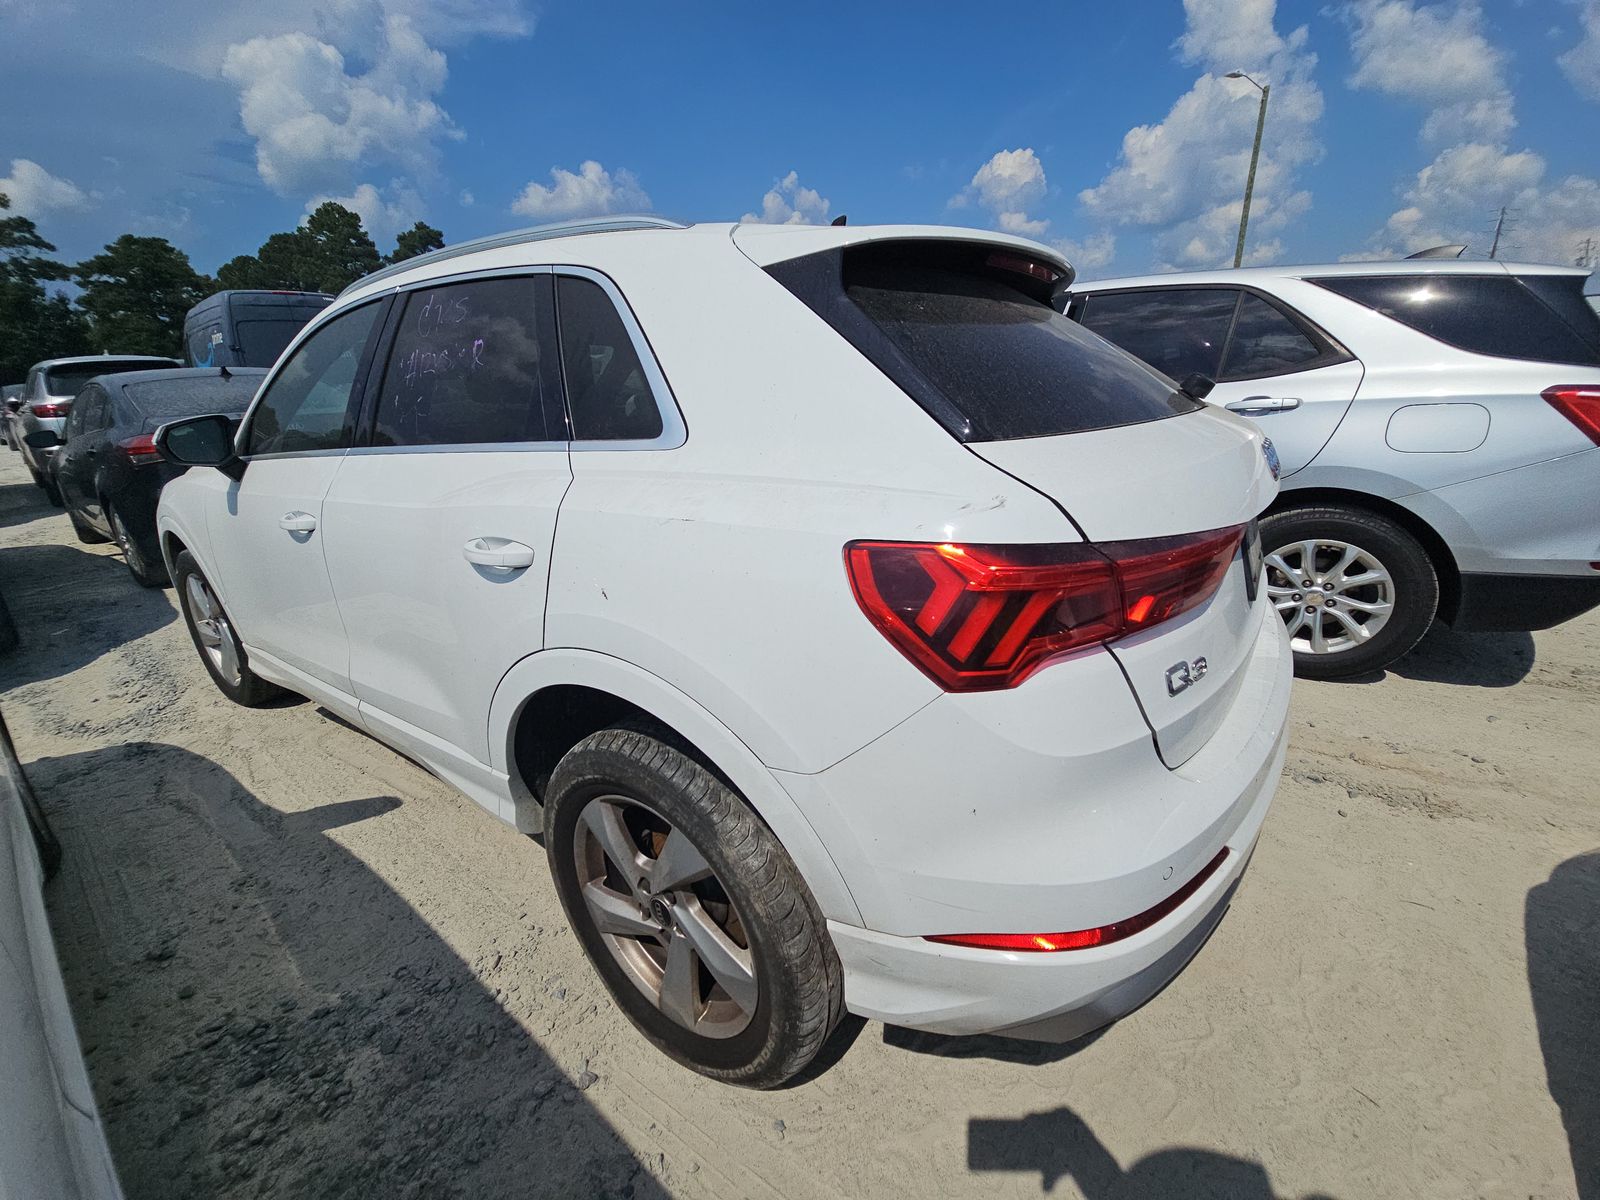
[339,215,692,296]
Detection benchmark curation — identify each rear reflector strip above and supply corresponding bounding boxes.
[925,847,1231,952]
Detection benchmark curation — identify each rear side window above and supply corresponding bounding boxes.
[769,242,1198,442]
[1313,274,1600,366]
[246,302,381,455]
[1221,293,1326,377]
[556,276,664,441]
[372,276,561,447]
[1077,289,1236,382]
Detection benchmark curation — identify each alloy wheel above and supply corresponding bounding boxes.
[184,574,242,685]
[1266,538,1395,655]
[110,508,146,577]
[572,794,757,1039]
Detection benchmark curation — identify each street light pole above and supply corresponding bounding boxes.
[1225,72,1270,269]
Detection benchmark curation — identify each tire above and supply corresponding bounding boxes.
[108,502,169,587]
[1261,504,1438,679]
[67,507,110,545]
[173,550,283,705]
[41,469,63,508]
[545,727,844,1088]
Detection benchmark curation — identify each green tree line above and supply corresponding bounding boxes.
[0,197,444,383]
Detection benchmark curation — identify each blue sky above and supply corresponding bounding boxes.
[3,0,1598,281]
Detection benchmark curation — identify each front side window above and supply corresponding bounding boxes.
[1220,293,1324,378]
[245,302,381,456]
[1077,289,1237,383]
[372,276,559,447]
[556,276,664,441]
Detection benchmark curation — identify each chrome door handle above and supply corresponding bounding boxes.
[278,511,317,533]
[1225,396,1302,415]
[463,537,536,571]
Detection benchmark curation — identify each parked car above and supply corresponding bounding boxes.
[156,217,1289,1087]
[31,368,266,586]
[1,710,124,1199]
[183,290,333,369]
[2,384,24,451]
[16,357,181,502]
[1067,262,1600,678]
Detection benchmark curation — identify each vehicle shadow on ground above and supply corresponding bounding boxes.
[1526,851,1600,1200]
[32,741,668,1200]
[1330,624,1536,689]
[0,543,176,689]
[0,478,49,530]
[967,1106,1338,1197]
[883,1025,1105,1066]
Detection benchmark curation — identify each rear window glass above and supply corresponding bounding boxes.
[126,375,262,422]
[770,243,1198,442]
[45,361,170,396]
[1313,274,1600,366]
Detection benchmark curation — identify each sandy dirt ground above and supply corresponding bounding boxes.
[1,445,1597,1200]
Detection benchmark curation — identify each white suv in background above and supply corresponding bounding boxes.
[1069,262,1600,678]
[155,218,1289,1086]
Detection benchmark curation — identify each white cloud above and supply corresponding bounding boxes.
[951,149,1054,241]
[1078,0,1323,269]
[0,158,90,214]
[306,180,422,241]
[222,12,459,195]
[1054,231,1117,274]
[1560,0,1600,102]
[1345,0,1600,263]
[1345,0,1513,142]
[510,161,650,221]
[459,189,475,207]
[740,171,831,225]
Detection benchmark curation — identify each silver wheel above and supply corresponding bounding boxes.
[572,794,757,1039]
[183,574,242,686]
[110,507,146,577]
[1266,538,1395,655]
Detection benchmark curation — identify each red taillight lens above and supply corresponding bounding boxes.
[926,848,1230,952]
[118,433,161,465]
[845,525,1245,692]
[30,400,70,418]
[1543,385,1600,445]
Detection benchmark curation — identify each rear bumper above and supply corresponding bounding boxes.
[1448,570,1600,632]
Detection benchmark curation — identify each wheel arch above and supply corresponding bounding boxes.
[1268,485,1462,623]
[489,649,862,925]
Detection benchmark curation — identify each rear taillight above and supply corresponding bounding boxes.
[845,525,1245,692]
[30,400,70,418]
[1543,385,1600,445]
[117,433,161,465]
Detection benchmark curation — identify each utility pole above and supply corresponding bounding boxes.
[1225,72,1271,269]
[1489,207,1508,259]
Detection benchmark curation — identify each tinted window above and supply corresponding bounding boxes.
[1314,274,1600,366]
[236,319,314,368]
[126,374,265,423]
[556,276,663,441]
[245,303,381,455]
[1078,289,1236,383]
[373,276,558,447]
[44,361,171,397]
[1221,293,1324,378]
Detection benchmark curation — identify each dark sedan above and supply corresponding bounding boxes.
[35,368,266,586]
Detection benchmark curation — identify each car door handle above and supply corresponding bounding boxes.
[1225,396,1302,415]
[463,537,536,571]
[278,511,317,533]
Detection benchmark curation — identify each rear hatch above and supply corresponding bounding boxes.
[762,234,1278,767]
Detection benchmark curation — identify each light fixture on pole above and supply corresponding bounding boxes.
[1224,71,1271,269]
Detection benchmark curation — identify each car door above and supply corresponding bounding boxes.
[320,272,572,769]
[1077,286,1363,476]
[206,297,389,699]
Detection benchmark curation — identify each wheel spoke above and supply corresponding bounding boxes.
[217,624,241,681]
[1281,608,1307,638]
[1308,613,1329,653]
[1264,552,1297,581]
[649,829,712,894]
[658,931,700,1028]
[1334,567,1390,593]
[185,577,213,622]
[675,899,757,1014]
[583,881,661,940]
[195,620,222,649]
[1339,596,1392,615]
[582,802,649,897]
[1297,541,1320,581]
[1325,544,1360,586]
[1330,608,1371,643]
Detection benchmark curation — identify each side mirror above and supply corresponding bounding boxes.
[23,428,61,450]
[1178,372,1216,401]
[155,413,243,478]
[3,398,21,413]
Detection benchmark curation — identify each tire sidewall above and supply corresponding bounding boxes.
[1262,506,1438,678]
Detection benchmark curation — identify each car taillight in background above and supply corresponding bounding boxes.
[1543,385,1600,445]
[30,400,70,419]
[117,434,162,465]
[845,525,1245,692]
